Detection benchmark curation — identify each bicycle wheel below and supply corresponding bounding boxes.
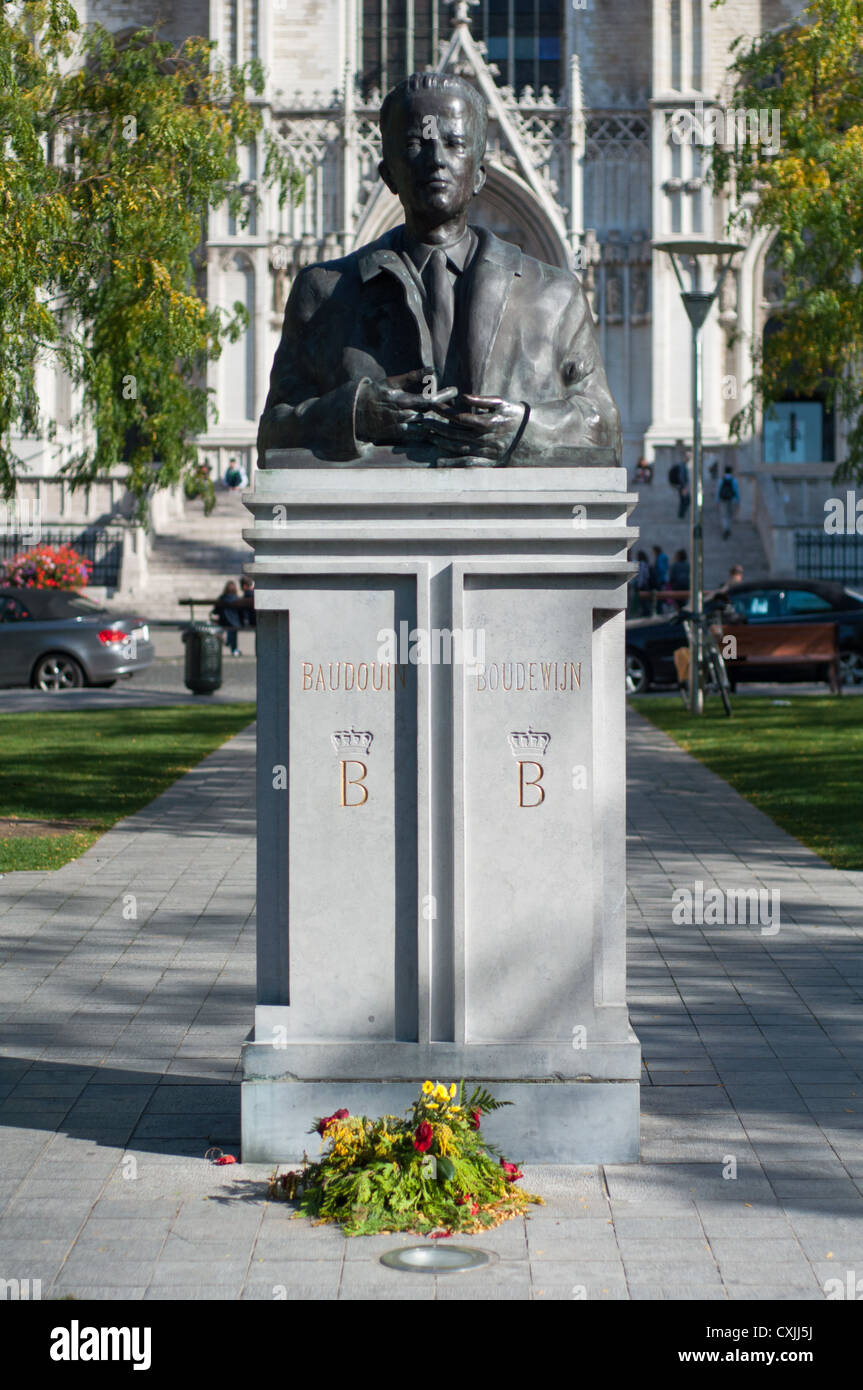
[708,644,733,717]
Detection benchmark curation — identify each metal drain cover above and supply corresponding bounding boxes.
[380,1245,496,1274]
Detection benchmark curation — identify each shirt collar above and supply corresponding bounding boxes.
[401,225,476,277]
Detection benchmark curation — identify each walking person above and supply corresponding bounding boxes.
[634,549,651,615]
[717,465,740,540]
[650,543,671,613]
[651,544,669,589]
[668,440,690,518]
[669,548,690,607]
[677,449,692,520]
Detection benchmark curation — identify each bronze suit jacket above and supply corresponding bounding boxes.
[257,225,621,466]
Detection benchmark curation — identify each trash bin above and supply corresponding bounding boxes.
[182,622,223,695]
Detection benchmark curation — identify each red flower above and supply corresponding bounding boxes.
[316,1107,349,1136]
[430,1229,451,1239]
[500,1159,523,1182]
[215,1154,237,1165]
[456,1194,479,1215]
[413,1121,434,1153]
[469,1110,482,1130]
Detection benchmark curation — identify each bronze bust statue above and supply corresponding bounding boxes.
[257,72,620,468]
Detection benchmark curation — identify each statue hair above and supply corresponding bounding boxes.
[379,72,488,162]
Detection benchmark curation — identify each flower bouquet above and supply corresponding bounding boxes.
[267,1080,543,1237]
[1,543,92,590]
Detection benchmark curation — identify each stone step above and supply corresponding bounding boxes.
[629,479,768,588]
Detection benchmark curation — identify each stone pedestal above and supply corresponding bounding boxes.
[241,454,641,1163]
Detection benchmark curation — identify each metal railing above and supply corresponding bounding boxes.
[0,527,124,588]
[795,531,863,583]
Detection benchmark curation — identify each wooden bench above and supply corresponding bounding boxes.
[722,622,842,693]
[635,589,690,614]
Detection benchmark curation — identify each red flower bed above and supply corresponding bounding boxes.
[1,543,92,590]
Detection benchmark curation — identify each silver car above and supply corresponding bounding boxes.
[0,587,155,691]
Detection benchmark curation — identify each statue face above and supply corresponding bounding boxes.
[379,89,486,228]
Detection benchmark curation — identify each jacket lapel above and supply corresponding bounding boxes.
[461,229,523,394]
[358,228,435,374]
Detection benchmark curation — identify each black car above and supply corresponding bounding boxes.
[626,578,863,693]
[0,587,155,691]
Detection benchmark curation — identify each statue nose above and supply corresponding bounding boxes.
[427,145,446,167]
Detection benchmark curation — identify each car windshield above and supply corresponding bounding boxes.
[52,594,107,615]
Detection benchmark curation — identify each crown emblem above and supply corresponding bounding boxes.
[507,728,550,758]
[331,728,373,756]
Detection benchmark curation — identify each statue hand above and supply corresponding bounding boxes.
[356,375,458,444]
[424,395,527,460]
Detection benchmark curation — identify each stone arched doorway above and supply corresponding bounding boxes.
[758,238,835,465]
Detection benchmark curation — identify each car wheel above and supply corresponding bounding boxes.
[839,650,863,685]
[625,651,650,695]
[32,653,85,692]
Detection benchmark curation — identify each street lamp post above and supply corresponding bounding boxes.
[652,238,744,714]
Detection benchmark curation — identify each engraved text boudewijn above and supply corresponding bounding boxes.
[476,661,582,692]
[299,659,583,692]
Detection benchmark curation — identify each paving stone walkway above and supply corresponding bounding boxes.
[1,710,862,1300]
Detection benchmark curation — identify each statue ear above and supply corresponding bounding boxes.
[473,163,487,197]
[378,160,397,194]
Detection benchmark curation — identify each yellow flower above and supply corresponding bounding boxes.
[449,1082,457,1098]
[434,1084,449,1101]
[437,1124,456,1156]
[422,1080,434,1095]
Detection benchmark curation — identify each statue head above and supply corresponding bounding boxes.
[378,73,487,232]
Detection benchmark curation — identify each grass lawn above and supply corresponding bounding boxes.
[0,704,256,871]
[631,695,863,871]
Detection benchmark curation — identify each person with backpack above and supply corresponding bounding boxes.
[668,441,691,519]
[717,465,740,539]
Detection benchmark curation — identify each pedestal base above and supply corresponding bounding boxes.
[241,1075,640,1165]
[242,466,641,1167]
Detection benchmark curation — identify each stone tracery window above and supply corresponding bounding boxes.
[358,1,565,98]
[360,0,445,95]
[477,0,564,96]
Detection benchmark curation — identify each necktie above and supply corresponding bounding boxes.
[425,247,455,384]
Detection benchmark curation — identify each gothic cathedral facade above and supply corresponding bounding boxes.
[29,0,825,500]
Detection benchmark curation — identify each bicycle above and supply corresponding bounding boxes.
[674,606,733,716]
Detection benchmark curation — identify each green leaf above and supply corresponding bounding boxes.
[0,4,303,503]
[436,1156,456,1182]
